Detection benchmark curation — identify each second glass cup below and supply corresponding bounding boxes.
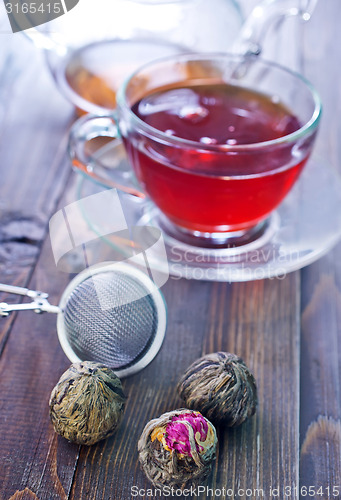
[69,53,321,248]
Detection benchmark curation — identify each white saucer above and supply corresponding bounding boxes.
[75,141,341,281]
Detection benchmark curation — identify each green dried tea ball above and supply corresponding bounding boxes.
[177,352,257,426]
[49,361,126,445]
[138,408,217,490]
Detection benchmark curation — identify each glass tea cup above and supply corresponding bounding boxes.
[69,52,321,248]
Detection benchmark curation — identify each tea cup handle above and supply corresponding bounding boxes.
[68,114,146,199]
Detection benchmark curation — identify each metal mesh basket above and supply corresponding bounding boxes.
[0,262,167,377]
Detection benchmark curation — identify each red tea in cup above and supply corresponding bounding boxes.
[70,54,320,246]
[124,81,305,233]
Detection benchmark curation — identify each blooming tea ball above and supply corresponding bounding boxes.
[177,352,257,426]
[49,361,126,445]
[138,409,217,490]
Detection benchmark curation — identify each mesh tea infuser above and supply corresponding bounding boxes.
[0,263,167,377]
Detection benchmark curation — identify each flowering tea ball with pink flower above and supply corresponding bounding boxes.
[138,409,217,489]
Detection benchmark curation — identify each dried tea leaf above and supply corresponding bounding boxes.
[49,361,126,445]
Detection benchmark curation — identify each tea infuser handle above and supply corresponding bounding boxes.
[0,283,48,300]
[0,283,60,316]
[0,301,60,316]
[233,0,318,56]
[69,114,146,199]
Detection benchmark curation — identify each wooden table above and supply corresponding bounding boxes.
[0,2,340,499]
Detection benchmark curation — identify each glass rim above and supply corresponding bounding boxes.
[54,37,187,116]
[117,51,322,153]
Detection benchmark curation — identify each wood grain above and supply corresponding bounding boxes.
[0,2,340,499]
[1,28,301,500]
[0,35,74,351]
[298,0,341,496]
[68,275,300,499]
[301,416,341,495]
[300,267,341,495]
[8,488,40,500]
[0,180,301,500]
[0,33,78,499]
[0,231,80,498]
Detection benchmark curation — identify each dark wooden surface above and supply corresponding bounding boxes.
[0,1,341,499]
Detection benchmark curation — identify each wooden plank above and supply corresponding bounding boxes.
[69,275,300,499]
[0,175,301,500]
[0,24,301,500]
[206,277,300,499]
[0,34,74,350]
[0,35,79,499]
[299,0,341,496]
[68,277,215,500]
[0,229,80,498]
[300,263,341,495]
[2,8,331,500]
[8,488,40,500]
